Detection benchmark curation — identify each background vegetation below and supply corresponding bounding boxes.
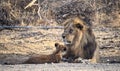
[0,0,119,27]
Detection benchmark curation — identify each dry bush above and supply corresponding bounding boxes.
[0,0,40,26]
[52,0,120,26]
[94,0,120,27]
[0,0,119,26]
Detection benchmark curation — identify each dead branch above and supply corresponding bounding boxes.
[24,0,37,9]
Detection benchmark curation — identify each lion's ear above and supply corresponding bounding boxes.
[73,17,84,30]
[75,23,83,30]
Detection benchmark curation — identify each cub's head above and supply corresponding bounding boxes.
[55,43,67,55]
[62,17,90,45]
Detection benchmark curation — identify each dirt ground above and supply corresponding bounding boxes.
[0,24,63,64]
[0,0,120,71]
[0,24,120,70]
[0,63,120,71]
[0,23,120,64]
[93,25,120,63]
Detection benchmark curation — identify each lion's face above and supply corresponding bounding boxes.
[62,17,86,45]
[62,23,77,45]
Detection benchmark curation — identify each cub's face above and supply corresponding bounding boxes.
[55,43,67,55]
[62,18,84,45]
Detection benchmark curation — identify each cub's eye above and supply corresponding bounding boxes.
[69,29,73,33]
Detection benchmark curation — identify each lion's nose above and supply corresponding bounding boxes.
[62,35,65,39]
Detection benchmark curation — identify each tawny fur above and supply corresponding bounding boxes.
[24,43,67,64]
[62,17,99,63]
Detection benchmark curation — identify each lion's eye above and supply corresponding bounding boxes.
[69,29,73,33]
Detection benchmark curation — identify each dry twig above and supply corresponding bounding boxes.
[24,0,37,9]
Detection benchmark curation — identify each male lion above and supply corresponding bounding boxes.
[24,43,67,64]
[62,17,99,63]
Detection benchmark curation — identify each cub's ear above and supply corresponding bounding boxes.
[75,23,83,30]
[55,43,59,48]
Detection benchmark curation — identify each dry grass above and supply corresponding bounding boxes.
[0,0,43,26]
[0,0,120,64]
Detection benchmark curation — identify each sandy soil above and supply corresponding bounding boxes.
[0,24,64,64]
[93,25,120,63]
[0,24,120,64]
[0,63,120,71]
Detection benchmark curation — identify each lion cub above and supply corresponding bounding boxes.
[24,43,67,64]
